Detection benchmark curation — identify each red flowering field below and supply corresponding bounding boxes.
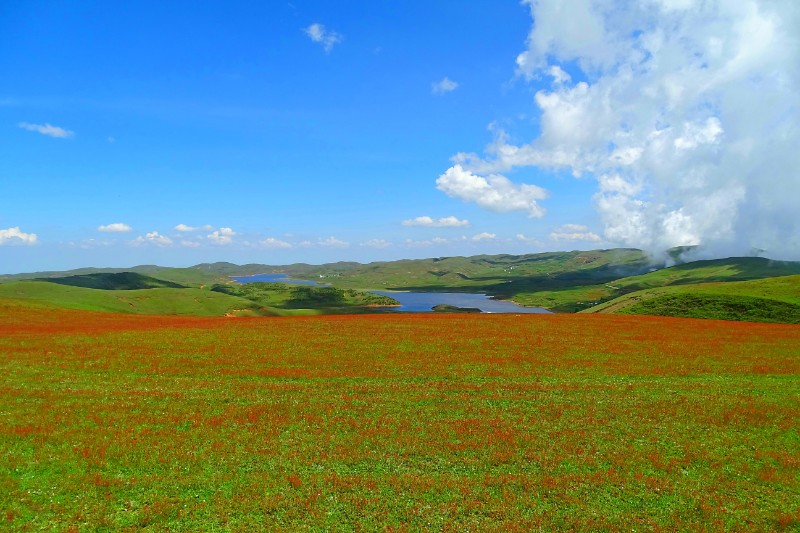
[1,299,799,530]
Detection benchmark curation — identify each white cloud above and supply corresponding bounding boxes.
[261,237,292,249]
[180,240,201,248]
[0,227,38,245]
[432,77,459,95]
[516,233,543,246]
[401,215,470,228]
[18,122,74,138]
[445,0,800,259]
[98,222,132,233]
[131,231,172,247]
[304,23,342,53]
[361,239,391,248]
[550,224,601,242]
[404,237,449,247]
[548,65,571,85]
[317,236,349,248]
[207,227,236,245]
[472,232,496,242]
[436,164,548,218]
[175,223,213,232]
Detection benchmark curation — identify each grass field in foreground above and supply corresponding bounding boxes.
[1,301,799,530]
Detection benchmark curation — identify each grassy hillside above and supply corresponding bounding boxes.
[4,252,799,316]
[583,275,800,323]
[1,265,223,287]
[530,257,800,312]
[212,282,400,310]
[620,294,800,323]
[36,272,186,290]
[0,281,265,316]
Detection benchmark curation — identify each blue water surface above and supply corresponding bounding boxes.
[231,274,550,314]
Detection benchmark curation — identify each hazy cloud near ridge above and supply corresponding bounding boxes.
[442,0,800,259]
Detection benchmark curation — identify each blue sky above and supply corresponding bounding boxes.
[2,1,798,272]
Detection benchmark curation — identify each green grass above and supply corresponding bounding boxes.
[556,257,800,313]
[4,252,799,318]
[620,293,800,323]
[211,282,400,310]
[1,308,798,530]
[584,275,800,323]
[35,272,187,290]
[0,281,263,316]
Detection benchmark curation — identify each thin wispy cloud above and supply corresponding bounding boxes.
[304,23,342,53]
[550,224,600,242]
[175,223,213,232]
[261,237,292,249]
[98,222,132,233]
[401,215,470,228]
[317,236,349,248]
[18,121,74,138]
[361,239,391,248]
[472,232,496,242]
[432,77,459,95]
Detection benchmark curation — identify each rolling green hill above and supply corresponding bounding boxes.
[3,251,799,319]
[211,282,399,311]
[523,257,800,312]
[582,275,800,323]
[0,281,267,316]
[35,272,187,290]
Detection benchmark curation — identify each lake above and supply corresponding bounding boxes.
[231,273,330,286]
[372,291,550,314]
[231,273,550,314]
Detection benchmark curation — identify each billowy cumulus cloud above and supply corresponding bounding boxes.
[98,222,132,233]
[304,23,342,53]
[0,227,38,245]
[18,122,74,138]
[437,165,548,217]
[432,77,459,95]
[207,227,236,245]
[131,231,172,247]
[401,215,470,228]
[441,0,800,259]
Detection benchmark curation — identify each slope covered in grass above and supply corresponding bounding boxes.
[36,272,187,290]
[213,282,399,310]
[584,275,800,323]
[535,257,800,312]
[0,281,265,316]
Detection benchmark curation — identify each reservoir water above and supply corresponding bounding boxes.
[231,273,550,314]
[231,273,330,286]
